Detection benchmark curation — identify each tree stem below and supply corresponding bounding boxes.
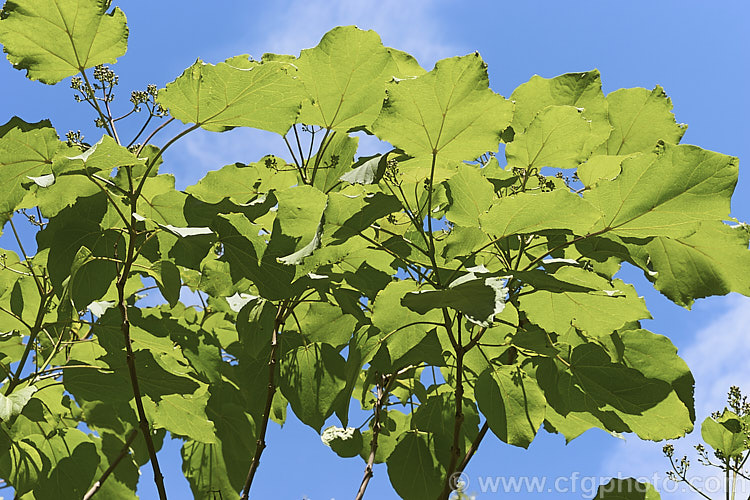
[355,376,387,500]
[457,421,488,473]
[240,303,286,499]
[439,314,464,500]
[115,186,168,498]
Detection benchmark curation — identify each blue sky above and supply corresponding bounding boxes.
[1,1,749,499]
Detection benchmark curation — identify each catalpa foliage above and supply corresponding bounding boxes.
[0,1,745,499]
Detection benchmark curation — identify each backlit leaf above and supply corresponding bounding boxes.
[296,26,396,130]
[159,57,302,134]
[585,143,738,238]
[372,53,513,165]
[0,0,128,84]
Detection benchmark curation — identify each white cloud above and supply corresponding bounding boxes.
[599,295,750,499]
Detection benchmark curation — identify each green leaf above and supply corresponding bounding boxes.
[594,478,661,500]
[310,133,359,193]
[475,366,545,448]
[278,342,347,432]
[296,26,396,130]
[213,213,294,299]
[0,385,37,420]
[372,53,513,165]
[701,412,747,458]
[147,385,217,444]
[510,70,611,152]
[577,154,626,187]
[567,343,672,414]
[275,221,322,266]
[272,185,328,267]
[321,426,363,458]
[619,328,694,416]
[186,163,263,205]
[401,274,507,327]
[371,280,444,369]
[518,266,651,337]
[273,185,328,252]
[444,164,495,227]
[31,431,99,500]
[93,433,139,499]
[202,381,257,490]
[611,329,694,439]
[36,193,112,291]
[63,134,143,174]
[145,260,182,308]
[387,47,426,78]
[0,269,41,332]
[182,441,235,500]
[386,432,443,500]
[584,143,738,238]
[69,245,117,311]
[159,56,302,134]
[506,105,594,169]
[411,393,479,466]
[359,410,411,464]
[339,152,391,185]
[322,186,401,242]
[635,222,750,307]
[0,0,128,84]
[0,117,68,229]
[0,436,43,495]
[480,189,603,240]
[287,301,358,348]
[598,86,687,155]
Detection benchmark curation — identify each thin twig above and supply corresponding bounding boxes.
[83,429,139,500]
[126,113,153,148]
[292,124,308,168]
[283,135,306,183]
[8,217,43,294]
[103,98,121,145]
[79,69,114,138]
[134,123,199,200]
[135,117,176,156]
[4,290,51,395]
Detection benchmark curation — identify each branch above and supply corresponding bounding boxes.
[83,429,139,500]
[292,124,308,169]
[4,290,51,395]
[457,421,489,474]
[78,68,114,138]
[309,129,336,185]
[425,153,440,285]
[115,196,168,499]
[439,312,464,500]
[8,217,43,294]
[667,455,713,500]
[355,375,386,500]
[134,123,199,200]
[282,135,306,183]
[103,97,121,145]
[240,302,287,499]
